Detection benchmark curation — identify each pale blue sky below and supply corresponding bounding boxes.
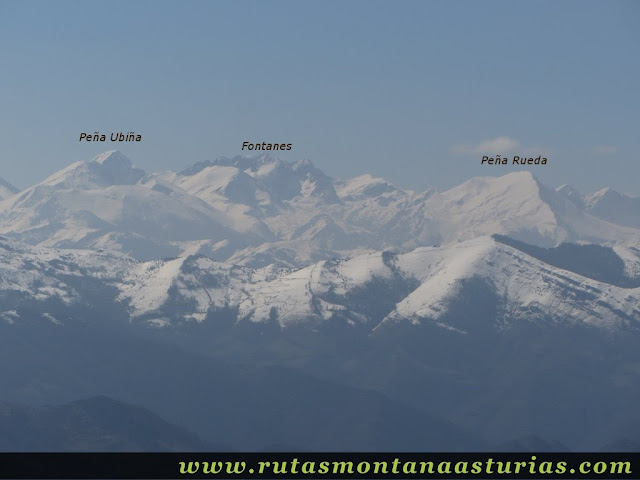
[1,0,638,193]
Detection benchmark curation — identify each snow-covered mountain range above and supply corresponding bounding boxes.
[1,150,639,267]
[1,150,639,333]
[2,232,639,332]
[2,150,640,450]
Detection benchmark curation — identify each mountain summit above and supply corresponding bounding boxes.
[33,150,145,190]
[88,150,146,186]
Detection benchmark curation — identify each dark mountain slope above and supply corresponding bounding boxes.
[0,396,214,451]
[0,319,483,451]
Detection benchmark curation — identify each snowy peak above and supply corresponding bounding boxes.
[586,186,618,208]
[586,186,628,208]
[0,177,19,200]
[427,171,561,245]
[240,155,339,203]
[416,171,640,248]
[173,164,263,207]
[87,150,145,186]
[35,150,145,190]
[177,154,339,205]
[556,184,585,207]
[180,154,282,175]
[288,214,361,250]
[435,171,546,216]
[584,187,640,229]
[336,174,406,200]
[446,170,540,199]
[93,150,131,166]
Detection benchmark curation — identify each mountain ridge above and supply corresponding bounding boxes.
[1,233,638,333]
[1,151,639,267]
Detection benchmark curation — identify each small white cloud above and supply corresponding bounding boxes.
[594,145,616,154]
[451,136,520,155]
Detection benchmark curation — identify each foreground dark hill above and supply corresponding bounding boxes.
[0,318,482,451]
[495,434,571,452]
[174,304,640,451]
[0,396,213,451]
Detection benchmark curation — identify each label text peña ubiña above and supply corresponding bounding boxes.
[79,132,142,142]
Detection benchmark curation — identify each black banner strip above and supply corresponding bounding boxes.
[0,452,638,479]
